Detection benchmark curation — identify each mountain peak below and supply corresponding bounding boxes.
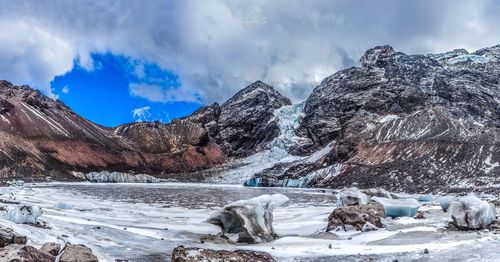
[360,45,397,67]
[222,80,291,107]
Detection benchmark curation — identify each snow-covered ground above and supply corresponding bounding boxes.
[0,183,499,261]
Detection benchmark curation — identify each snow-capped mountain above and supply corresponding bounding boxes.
[0,45,498,191]
[0,80,288,181]
[251,45,499,192]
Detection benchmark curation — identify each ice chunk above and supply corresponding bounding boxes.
[449,195,497,229]
[337,188,369,206]
[206,194,289,243]
[438,196,455,212]
[362,188,392,199]
[361,222,378,232]
[372,197,420,218]
[54,202,73,210]
[6,180,25,187]
[85,171,160,183]
[447,54,493,65]
[0,205,42,224]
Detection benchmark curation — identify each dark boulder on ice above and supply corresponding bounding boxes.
[0,244,55,262]
[206,194,289,243]
[39,242,60,257]
[0,225,27,247]
[171,246,276,262]
[327,202,384,231]
[450,195,497,229]
[59,243,98,262]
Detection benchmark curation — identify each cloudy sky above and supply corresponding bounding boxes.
[1,0,500,126]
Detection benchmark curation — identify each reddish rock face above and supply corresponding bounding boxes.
[0,80,225,180]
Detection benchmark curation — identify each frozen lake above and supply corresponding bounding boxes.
[0,183,498,262]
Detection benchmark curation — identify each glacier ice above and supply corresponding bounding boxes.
[449,195,497,229]
[447,55,493,65]
[438,196,455,212]
[85,171,160,183]
[0,205,42,224]
[337,188,369,206]
[372,197,420,218]
[206,194,289,243]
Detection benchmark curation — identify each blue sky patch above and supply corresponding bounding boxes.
[51,53,203,127]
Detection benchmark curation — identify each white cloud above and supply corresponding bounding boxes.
[131,106,151,122]
[1,0,500,102]
[129,83,202,103]
[61,86,70,94]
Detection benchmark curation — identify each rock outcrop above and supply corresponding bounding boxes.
[171,246,276,262]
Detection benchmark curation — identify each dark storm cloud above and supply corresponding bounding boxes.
[0,0,499,101]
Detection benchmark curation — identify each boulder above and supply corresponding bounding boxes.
[372,197,420,218]
[0,226,27,247]
[450,195,497,229]
[171,246,276,262]
[59,243,98,262]
[337,188,369,207]
[327,202,384,231]
[0,244,55,262]
[206,194,288,243]
[39,242,61,256]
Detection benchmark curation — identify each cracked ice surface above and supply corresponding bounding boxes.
[0,183,498,262]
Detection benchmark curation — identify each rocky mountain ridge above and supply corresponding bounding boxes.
[0,80,287,181]
[251,45,499,192]
[0,45,498,192]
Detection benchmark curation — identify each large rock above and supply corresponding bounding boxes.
[327,202,384,231]
[39,242,60,257]
[206,194,289,243]
[59,243,98,262]
[0,226,27,247]
[171,246,276,262]
[450,195,497,229]
[0,245,55,262]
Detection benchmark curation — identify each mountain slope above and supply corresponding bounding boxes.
[250,45,500,192]
[0,80,289,181]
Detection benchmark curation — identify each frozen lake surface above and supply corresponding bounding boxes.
[0,183,499,261]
